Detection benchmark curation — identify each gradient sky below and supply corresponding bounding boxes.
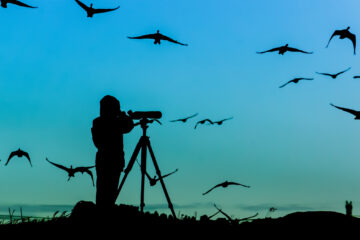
[1,0,360,219]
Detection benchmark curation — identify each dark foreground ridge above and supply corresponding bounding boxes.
[0,201,359,237]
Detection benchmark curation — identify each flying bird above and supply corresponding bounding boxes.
[1,0,37,8]
[212,117,234,125]
[169,113,198,123]
[257,44,313,55]
[353,76,360,79]
[136,160,178,186]
[6,148,32,167]
[279,78,314,88]
[75,0,119,18]
[194,119,213,129]
[128,30,188,46]
[316,67,351,79]
[46,158,95,186]
[330,103,360,119]
[202,180,250,195]
[326,27,356,55]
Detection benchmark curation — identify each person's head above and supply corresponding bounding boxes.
[100,95,120,118]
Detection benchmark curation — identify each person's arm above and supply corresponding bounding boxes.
[120,112,134,134]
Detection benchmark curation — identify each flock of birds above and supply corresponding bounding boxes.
[3,0,360,218]
[257,26,360,120]
[1,0,189,46]
[169,113,234,129]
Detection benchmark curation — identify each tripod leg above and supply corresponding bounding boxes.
[140,136,148,213]
[147,140,177,219]
[115,136,143,201]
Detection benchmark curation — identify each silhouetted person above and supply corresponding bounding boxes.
[202,180,250,195]
[327,27,356,55]
[75,0,119,18]
[92,95,134,209]
[46,158,95,186]
[6,148,32,167]
[194,119,213,129]
[1,0,36,8]
[169,113,198,123]
[128,30,188,46]
[345,201,353,216]
[213,117,233,125]
[257,44,313,55]
[279,78,314,88]
[330,103,360,119]
[316,67,351,79]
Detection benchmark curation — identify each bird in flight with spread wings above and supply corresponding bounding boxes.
[5,148,32,167]
[1,0,37,8]
[46,158,95,186]
[279,77,314,88]
[202,180,250,195]
[194,119,213,129]
[136,160,178,186]
[330,103,360,119]
[326,27,356,55]
[257,44,313,55]
[316,67,351,79]
[212,117,234,125]
[128,30,188,46]
[170,113,198,123]
[75,0,119,18]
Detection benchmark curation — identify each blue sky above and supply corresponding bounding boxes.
[1,0,360,219]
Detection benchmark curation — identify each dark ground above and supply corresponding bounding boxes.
[0,201,358,238]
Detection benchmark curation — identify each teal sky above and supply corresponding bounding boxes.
[1,0,360,219]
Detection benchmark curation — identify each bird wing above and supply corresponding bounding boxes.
[279,80,292,88]
[256,47,280,54]
[202,183,222,195]
[218,117,234,123]
[9,0,37,8]
[23,152,32,166]
[354,76,360,79]
[336,67,351,76]
[159,168,178,179]
[93,6,120,14]
[347,32,356,54]
[316,72,333,77]
[127,34,157,40]
[326,30,341,47]
[46,158,69,172]
[83,169,94,186]
[330,103,359,116]
[169,119,181,122]
[5,152,16,166]
[194,122,200,129]
[185,113,198,120]
[228,181,250,188]
[204,119,214,124]
[74,0,89,11]
[159,34,188,46]
[300,78,314,81]
[286,47,313,54]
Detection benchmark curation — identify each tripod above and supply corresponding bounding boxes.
[116,118,176,218]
